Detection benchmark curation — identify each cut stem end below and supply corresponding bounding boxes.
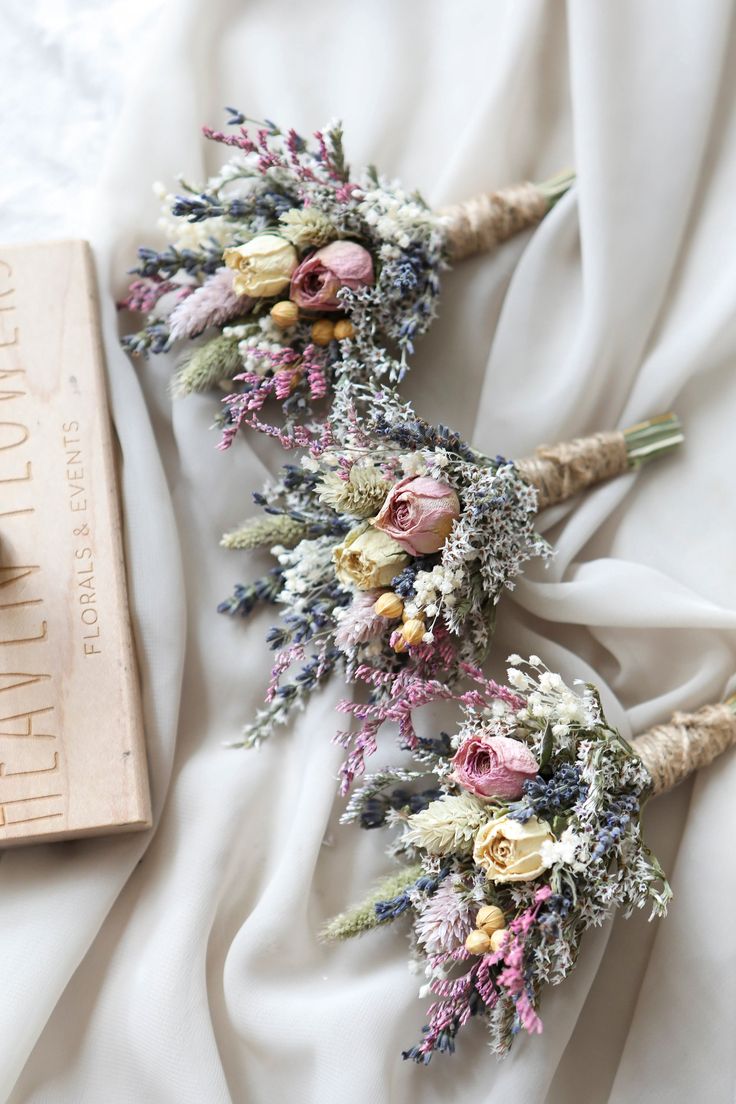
[623,412,683,468]
[535,168,576,208]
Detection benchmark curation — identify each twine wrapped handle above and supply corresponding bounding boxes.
[517,431,629,511]
[439,170,575,261]
[440,184,549,261]
[515,414,683,511]
[632,702,736,795]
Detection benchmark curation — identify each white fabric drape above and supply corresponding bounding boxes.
[3,1,736,1101]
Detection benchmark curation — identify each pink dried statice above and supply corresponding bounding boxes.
[333,720,380,790]
[266,644,305,703]
[334,591,385,650]
[306,364,327,400]
[119,277,180,313]
[415,879,475,956]
[334,654,516,793]
[413,965,479,1061]
[218,358,327,451]
[218,377,319,451]
[219,414,315,451]
[493,885,552,1036]
[168,267,252,340]
[201,125,257,155]
[274,368,300,401]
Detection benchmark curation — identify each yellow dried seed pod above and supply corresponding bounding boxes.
[401,619,426,646]
[374,592,404,619]
[490,928,508,953]
[334,319,355,340]
[311,319,335,346]
[476,904,505,935]
[393,635,410,654]
[465,929,492,956]
[270,300,300,328]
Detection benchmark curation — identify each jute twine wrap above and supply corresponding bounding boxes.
[440,183,548,261]
[516,431,629,511]
[632,704,736,795]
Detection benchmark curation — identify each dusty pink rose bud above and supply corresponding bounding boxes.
[373,476,460,556]
[290,241,374,311]
[451,733,539,800]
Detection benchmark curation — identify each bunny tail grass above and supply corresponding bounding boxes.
[321,864,423,942]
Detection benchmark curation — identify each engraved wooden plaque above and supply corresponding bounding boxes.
[0,240,152,845]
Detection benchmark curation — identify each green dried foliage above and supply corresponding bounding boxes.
[173,333,242,395]
[221,516,310,551]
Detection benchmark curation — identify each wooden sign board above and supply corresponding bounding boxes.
[0,240,151,845]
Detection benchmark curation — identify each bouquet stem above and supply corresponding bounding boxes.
[633,695,736,795]
[534,168,576,208]
[622,412,685,466]
[516,412,683,510]
[441,168,575,261]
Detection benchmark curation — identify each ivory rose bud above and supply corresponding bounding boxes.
[473,816,554,883]
[290,241,374,311]
[223,235,298,297]
[333,526,410,591]
[374,476,460,556]
[452,733,538,800]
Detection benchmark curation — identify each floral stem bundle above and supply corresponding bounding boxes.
[324,659,736,1062]
[220,396,682,790]
[439,169,574,261]
[517,414,684,508]
[120,110,574,439]
[632,695,736,792]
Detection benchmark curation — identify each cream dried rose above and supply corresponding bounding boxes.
[333,526,410,591]
[223,234,298,297]
[473,815,554,883]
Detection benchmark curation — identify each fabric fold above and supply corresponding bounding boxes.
[4,0,736,1101]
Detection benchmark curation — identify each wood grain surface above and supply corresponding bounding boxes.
[0,240,151,844]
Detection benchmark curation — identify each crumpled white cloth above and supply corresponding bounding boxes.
[3,1,736,1101]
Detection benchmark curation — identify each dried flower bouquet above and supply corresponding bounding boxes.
[219,389,682,791]
[325,658,736,1062]
[121,111,573,447]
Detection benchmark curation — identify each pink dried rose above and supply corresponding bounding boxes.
[290,241,374,311]
[373,476,460,556]
[451,733,539,800]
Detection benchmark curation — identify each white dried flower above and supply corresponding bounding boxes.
[507,668,528,690]
[540,828,587,872]
[400,452,428,476]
